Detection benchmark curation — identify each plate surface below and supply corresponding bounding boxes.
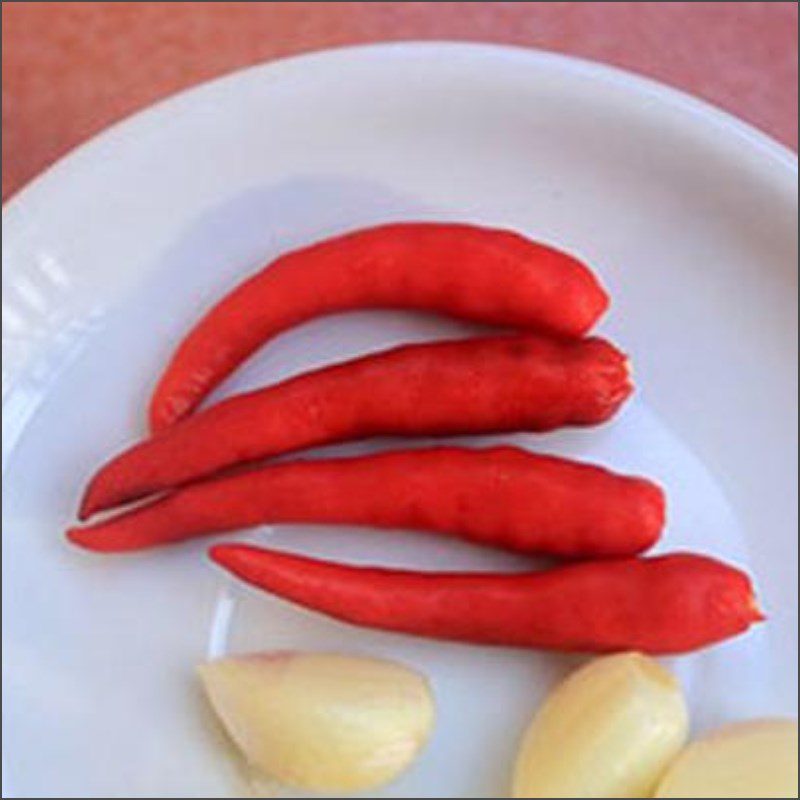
[3,43,797,799]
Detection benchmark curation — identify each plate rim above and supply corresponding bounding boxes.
[4,42,797,395]
[3,40,797,220]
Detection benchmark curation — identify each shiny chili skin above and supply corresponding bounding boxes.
[150,223,609,430]
[80,334,632,518]
[209,547,763,655]
[68,446,664,555]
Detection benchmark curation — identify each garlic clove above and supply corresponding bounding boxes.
[512,652,688,798]
[655,719,799,798]
[198,651,435,794]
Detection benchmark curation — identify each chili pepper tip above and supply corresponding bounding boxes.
[749,594,767,623]
[209,543,247,569]
[78,492,98,521]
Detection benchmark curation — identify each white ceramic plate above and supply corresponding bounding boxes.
[3,43,797,799]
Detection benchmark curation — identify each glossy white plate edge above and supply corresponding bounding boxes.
[2,42,798,798]
[3,41,797,393]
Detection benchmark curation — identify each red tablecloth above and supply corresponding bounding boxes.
[2,1,797,200]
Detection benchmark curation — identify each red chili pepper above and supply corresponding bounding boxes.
[80,334,632,518]
[68,446,664,555]
[209,546,763,655]
[149,223,609,430]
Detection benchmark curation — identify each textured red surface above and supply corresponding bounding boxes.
[2,2,797,200]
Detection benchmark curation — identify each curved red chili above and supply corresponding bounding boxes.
[80,334,632,518]
[209,546,763,655]
[68,446,664,555]
[150,223,609,430]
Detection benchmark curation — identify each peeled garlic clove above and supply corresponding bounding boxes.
[655,719,799,798]
[198,651,435,793]
[512,652,688,798]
